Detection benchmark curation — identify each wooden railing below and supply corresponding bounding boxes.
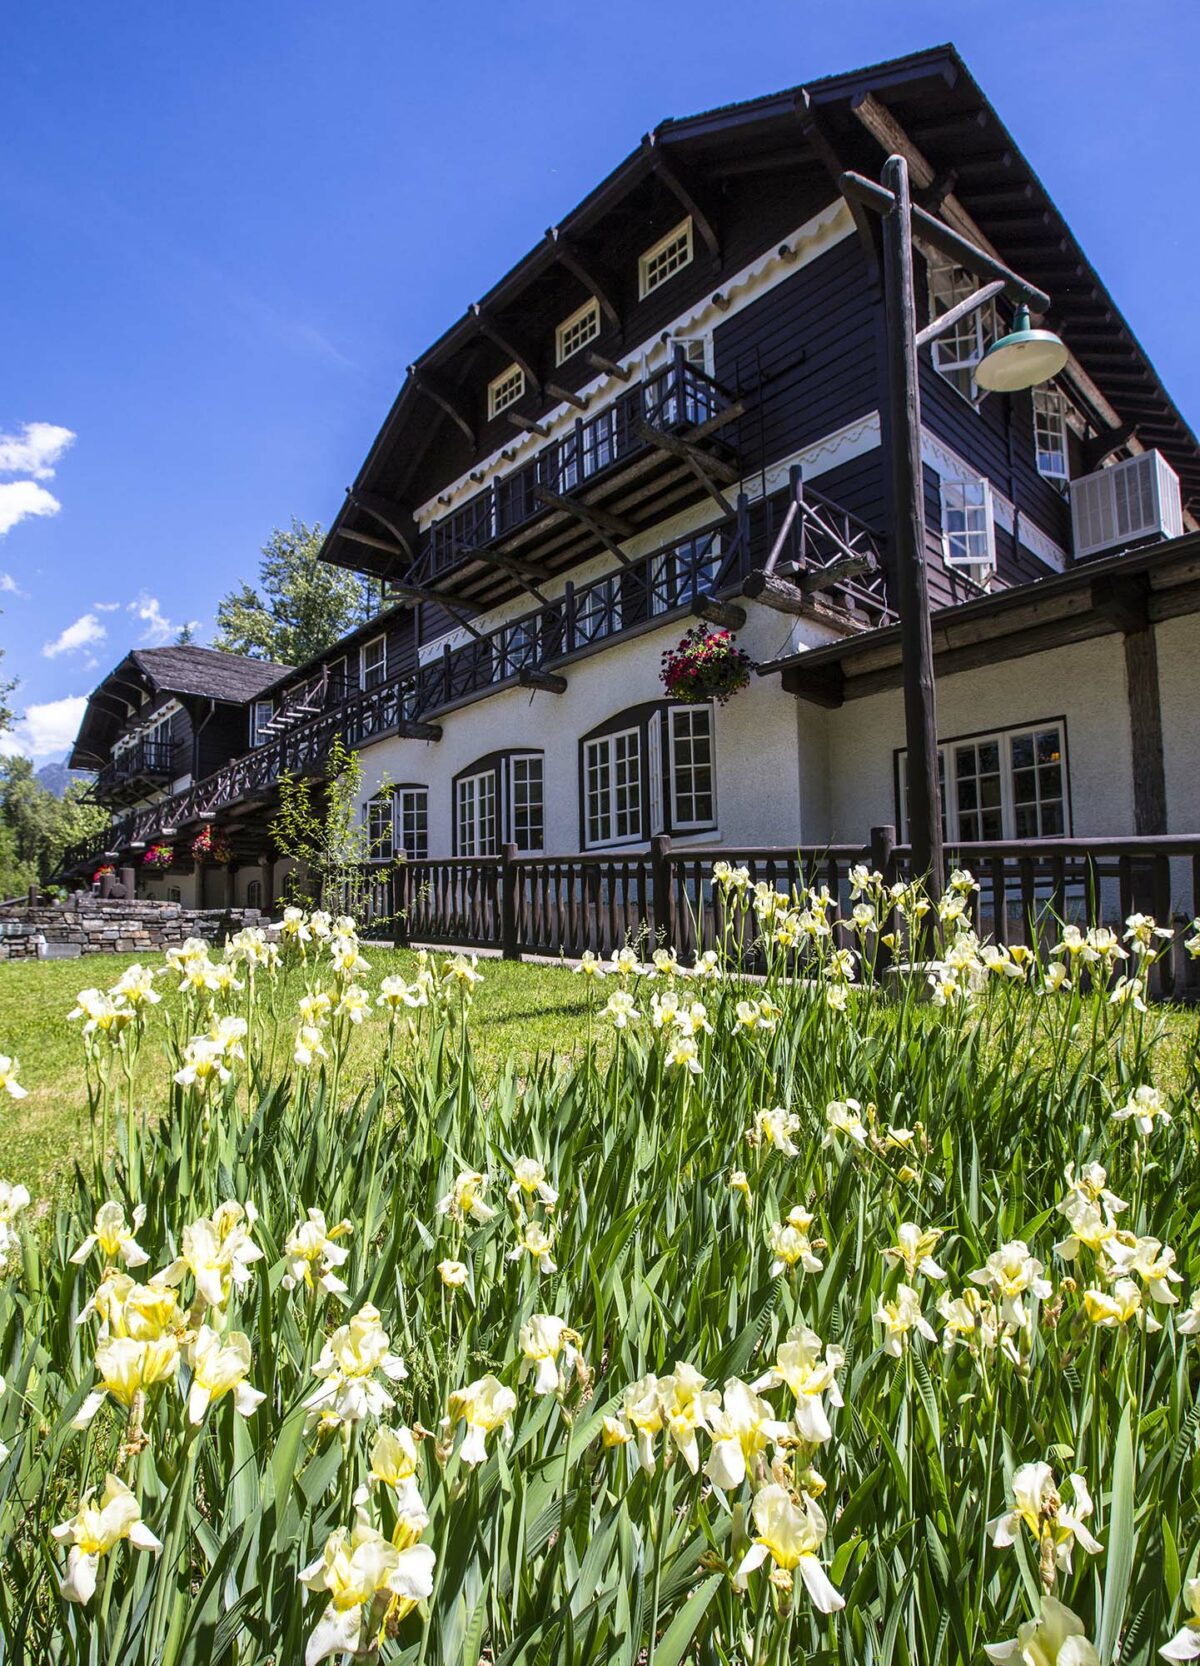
[353,831,1200,1000]
[417,354,736,581]
[61,516,754,875]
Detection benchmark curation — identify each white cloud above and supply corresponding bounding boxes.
[43,611,107,659]
[0,422,75,480]
[93,600,120,612]
[128,592,197,645]
[0,694,88,761]
[0,573,27,597]
[0,479,60,537]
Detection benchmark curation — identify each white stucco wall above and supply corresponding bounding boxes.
[1156,614,1199,834]
[351,596,825,856]
[823,632,1136,841]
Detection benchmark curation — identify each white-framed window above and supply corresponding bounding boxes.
[927,248,996,404]
[250,699,274,748]
[940,476,997,571]
[639,218,693,299]
[584,728,642,847]
[650,534,722,615]
[245,879,262,909]
[899,721,1068,842]
[488,363,525,420]
[360,634,387,691]
[668,705,716,830]
[574,576,621,645]
[395,787,429,860]
[509,754,544,853]
[456,770,498,856]
[366,794,394,862]
[555,298,600,365]
[1033,386,1070,485]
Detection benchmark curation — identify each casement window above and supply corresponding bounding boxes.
[940,476,997,572]
[245,879,262,909]
[555,299,600,365]
[510,754,544,853]
[250,700,274,748]
[650,533,722,615]
[366,794,395,862]
[668,705,715,830]
[488,363,525,420]
[580,702,718,848]
[898,721,1068,842]
[1033,386,1070,485]
[396,786,429,860]
[360,634,387,691]
[926,248,996,404]
[584,728,643,848]
[456,770,498,856]
[453,753,544,855]
[639,219,693,299]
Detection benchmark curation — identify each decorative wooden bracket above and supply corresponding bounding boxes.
[408,367,476,447]
[586,351,632,382]
[545,230,622,339]
[647,136,722,267]
[534,486,635,565]
[346,490,420,564]
[780,660,846,708]
[545,382,588,412]
[1081,422,1137,473]
[471,304,542,396]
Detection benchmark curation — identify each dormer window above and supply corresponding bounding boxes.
[926,247,996,405]
[639,219,693,299]
[488,364,525,420]
[555,298,600,365]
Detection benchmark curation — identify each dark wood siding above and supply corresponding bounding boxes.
[194,703,248,780]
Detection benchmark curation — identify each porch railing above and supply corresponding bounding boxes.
[359,831,1200,1000]
[418,354,735,581]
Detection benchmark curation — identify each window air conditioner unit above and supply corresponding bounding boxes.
[1070,450,1183,560]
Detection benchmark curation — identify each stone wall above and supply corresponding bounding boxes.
[0,898,264,961]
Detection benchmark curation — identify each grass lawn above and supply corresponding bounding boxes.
[0,950,596,1196]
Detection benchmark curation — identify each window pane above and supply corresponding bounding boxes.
[671,707,714,827]
[613,731,642,840]
[1011,734,1034,769]
[585,741,612,846]
[511,756,544,852]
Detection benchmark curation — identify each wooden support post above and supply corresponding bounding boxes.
[393,863,410,951]
[650,833,673,947]
[882,154,944,901]
[500,842,520,962]
[1124,622,1167,836]
[261,859,275,917]
[224,862,237,909]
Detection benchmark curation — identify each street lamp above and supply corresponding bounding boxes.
[840,156,1067,900]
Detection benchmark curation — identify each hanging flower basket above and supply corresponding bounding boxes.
[143,844,174,872]
[92,863,115,884]
[191,825,232,864]
[660,626,753,706]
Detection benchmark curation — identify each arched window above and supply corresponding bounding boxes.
[245,879,262,909]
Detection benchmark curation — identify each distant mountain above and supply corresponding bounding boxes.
[35,762,93,798]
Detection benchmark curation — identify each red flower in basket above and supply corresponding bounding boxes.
[93,864,116,884]
[191,825,232,864]
[143,844,174,871]
[660,626,753,706]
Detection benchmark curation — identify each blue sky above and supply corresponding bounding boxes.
[2,0,1197,761]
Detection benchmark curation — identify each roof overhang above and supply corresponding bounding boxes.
[758,532,1200,706]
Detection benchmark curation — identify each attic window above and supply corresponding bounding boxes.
[926,248,996,405]
[556,299,600,365]
[639,219,693,299]
[488,364,525,420]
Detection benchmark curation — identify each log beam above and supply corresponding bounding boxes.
[633,419,740,483]
[691,596,746,629]
[585,351,632,382]
[534,486,633,540]
[517,667,568,694]
[545,231,622,338]
[346,490,420,563]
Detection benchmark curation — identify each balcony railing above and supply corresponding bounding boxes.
[417,355,735,580]
[94,739,175,800]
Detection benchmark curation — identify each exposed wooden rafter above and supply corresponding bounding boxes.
[799,105,881,283]
[534,486,635,565]
[381,579,488,641]
[544,230,622,338]
[545,382,588,412]
[408,367,476,447]
[346,489,420,563]
[647,136,721,267]
[585,350,631,382]
[471,303,542,396]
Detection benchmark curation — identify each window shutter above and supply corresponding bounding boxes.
[647,716,664,836]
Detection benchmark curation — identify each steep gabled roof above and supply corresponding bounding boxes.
[321,42,1200,582]
[68,645,292,770]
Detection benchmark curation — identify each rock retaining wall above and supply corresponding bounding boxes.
[0,899,265,960]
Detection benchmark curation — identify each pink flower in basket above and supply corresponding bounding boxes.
[143,844,174,871]
[660,626,753,706]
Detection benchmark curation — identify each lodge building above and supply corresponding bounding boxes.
[64,45,1200,915]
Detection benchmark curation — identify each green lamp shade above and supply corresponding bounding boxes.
[975,305,1070,393]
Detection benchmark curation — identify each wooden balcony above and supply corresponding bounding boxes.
[405,352,744,606]
[94,739,175,806]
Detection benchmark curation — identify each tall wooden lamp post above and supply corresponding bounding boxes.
[840,156,1068,898]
